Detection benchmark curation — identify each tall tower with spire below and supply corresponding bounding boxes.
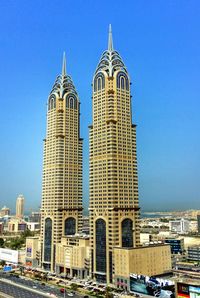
[89,26,140,284]
[40,54,83,271]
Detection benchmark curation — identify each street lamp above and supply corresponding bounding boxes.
[63,280,67,298]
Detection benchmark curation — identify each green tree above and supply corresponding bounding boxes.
[0,260,6,267]
[0,238,4,247]
[21,229,34,239]
[70,283,78,291]
[105,287,113,298]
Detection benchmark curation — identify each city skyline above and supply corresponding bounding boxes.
[0,1,200,212]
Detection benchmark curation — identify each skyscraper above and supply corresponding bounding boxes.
[89,26,140,283]
[16,194,25,219]
[40,54,83,271]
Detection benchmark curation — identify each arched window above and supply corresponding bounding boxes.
[97,78,101,90]
[44,218,52,262]
[65,217,76,235]
[116,71,129,90]
[94,73,105,92]
[66,96,69,108]
[48,95,56,110]
[70,98,74,109]
[65,94,77,110]
[121,77,125,89]
[74,98,77,109]
[122,218,133,247]
[96,219,106,273]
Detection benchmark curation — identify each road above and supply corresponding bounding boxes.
[0,274,81,298]
[0,279,50,298]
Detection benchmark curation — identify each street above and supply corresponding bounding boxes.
[0,279,49,298]
[0,274,82,298]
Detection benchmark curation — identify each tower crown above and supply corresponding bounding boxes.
[95,25,127,77]
[49,52,78,99]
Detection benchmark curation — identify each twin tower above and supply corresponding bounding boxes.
[40,26,140,284]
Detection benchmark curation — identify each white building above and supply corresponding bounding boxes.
[169,218,189,234]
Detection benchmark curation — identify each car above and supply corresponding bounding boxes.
[68,293,74,297]
[32,286,37,289]
[60,288,66,293]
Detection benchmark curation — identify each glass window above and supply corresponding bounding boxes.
[65,217,76,235]
[122,218,133,247]
[70,97,74,109]
[44,218,52,262]
[96,219,106,273]
[94,73,105,92]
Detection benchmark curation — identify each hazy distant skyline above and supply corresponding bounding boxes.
[0,0,199,212]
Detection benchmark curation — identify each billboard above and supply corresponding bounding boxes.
[3,266,12,272]
[0,248,18,263]
[130,274,175,297]
[177,282,200,298]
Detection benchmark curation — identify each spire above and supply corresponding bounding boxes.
[108,24,113,51]
[62,52,66,76]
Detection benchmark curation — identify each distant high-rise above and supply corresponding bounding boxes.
[89,26,140,284]
[40,54,83,271]
[16,194,24,219]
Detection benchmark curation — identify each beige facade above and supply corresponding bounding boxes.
[0,206,10,217]
[16,195,24,219]
[114,244,171,279]
[89,26,140,284]
[8,218,27,233]
[55,235,90,278]
[40,54,83,271]
[25,237,40,267]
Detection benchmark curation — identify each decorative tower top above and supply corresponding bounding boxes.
[108,24,113,51]
[49,52,78,99]
[62,51,66,76]
[95,25,127,77]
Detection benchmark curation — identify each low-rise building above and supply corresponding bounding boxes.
[25,237,40,267]
[0,222,4,234]
[8,218,27,233]
[188,245,200,262]
[27,222,40,232]
[18,250,26,265]
[164,238,184,254]
[113,244,172,291]
[175,261,200,272]
[197,214,200,235]
[0,206,10,217]
[29,212,41,223]
[169,218,189,234]
[176,275,200,297]
[55,234,90,279]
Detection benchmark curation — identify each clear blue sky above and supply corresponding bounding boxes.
[0,0,199,213]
